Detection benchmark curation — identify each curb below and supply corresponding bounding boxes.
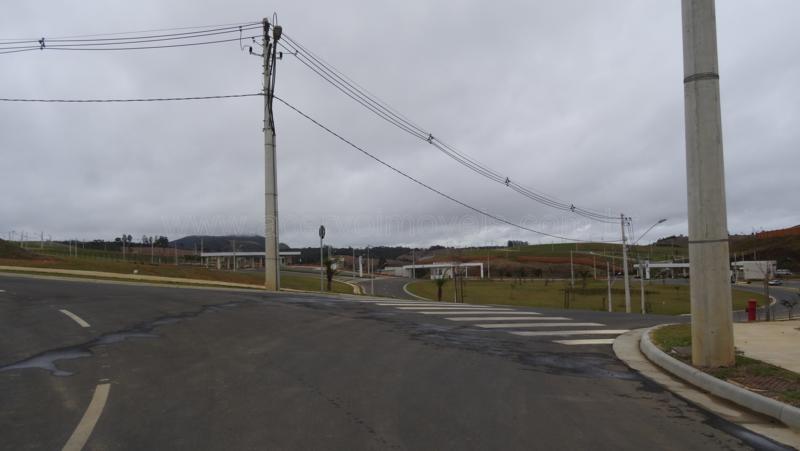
[342,280,363,295]
[640,324,800,430]
[402,282,431,301]
[0,266,265,289]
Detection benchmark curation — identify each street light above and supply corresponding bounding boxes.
[632,218,668,246]
[631,219,667,315]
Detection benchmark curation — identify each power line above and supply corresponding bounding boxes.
[0,35,263,53]
[0,25,261,49]
[0,20,260,42]
[0,93,262,103]
[273,94,620,244]
[278,33,620,223]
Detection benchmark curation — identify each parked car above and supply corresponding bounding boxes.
[768,279,783,286]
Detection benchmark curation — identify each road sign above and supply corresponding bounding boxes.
[319,225,326,240]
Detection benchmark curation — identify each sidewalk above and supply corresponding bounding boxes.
[735,319,800,373]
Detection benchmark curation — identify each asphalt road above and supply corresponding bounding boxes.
[0,273,791,450]
[355,276,415,299]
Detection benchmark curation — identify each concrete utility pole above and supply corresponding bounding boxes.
[620,214,632,313]
[263,18,282,291]
[682,0,734,367]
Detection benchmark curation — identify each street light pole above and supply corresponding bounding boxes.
[682,0,734,367]
[570,250,575,288]
[639,255,646,314]
[620,214,632,313]
[607,261,613,312]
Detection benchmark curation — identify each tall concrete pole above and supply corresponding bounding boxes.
[620,214,632,313]
[682,0,734,367]
[263,18,281,291]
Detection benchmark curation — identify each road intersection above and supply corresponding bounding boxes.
[0,274,790,450]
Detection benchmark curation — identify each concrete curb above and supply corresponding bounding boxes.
[0,266,264,289]
[402,282,431,301]
[0,266,359,295]
[640,324,800,430]
[342,280,363,295]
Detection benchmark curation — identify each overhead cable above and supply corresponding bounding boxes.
[0,21,260,43]
[0,93,263,103]
[273,94,621,243]
[278,33,620,223]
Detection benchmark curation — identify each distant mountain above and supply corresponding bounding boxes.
[171,235,291,253]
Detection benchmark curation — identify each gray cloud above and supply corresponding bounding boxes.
[2,1,798,248]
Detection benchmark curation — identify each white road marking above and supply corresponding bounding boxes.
[377,303,493,307]
[477,322,604,329]
[62,383,110,451]
[0,289,5,292]
[59,309,91,328]
[553,339,617,345]
[420,311,540,315]
[511,329,629,337]
[395,306,510,311]
[446,316,571,322]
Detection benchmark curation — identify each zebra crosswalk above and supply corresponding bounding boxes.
[356,299,628,346]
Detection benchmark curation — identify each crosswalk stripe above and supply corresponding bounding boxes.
[376,303,460,306]
[446,316,571,322]
[419,310,537,315]
[553,339,617,345]
[395,306,510,311]
[476,322,604,329]
[511,329,629,337]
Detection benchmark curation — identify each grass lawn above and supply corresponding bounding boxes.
[0,257,353,294]
[652,324,800,406]
[406,279,764,315]
[457,242,686,264]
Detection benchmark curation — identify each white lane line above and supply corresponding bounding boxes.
[395,306,510,311]
[0,289,5,292]
[447,316,571,322]
[553,339,617,345]
[59,309,91,328]
[511,329,629,337]
[377,303,492,307]
[477,322,604,329]
[62,383,110,451]
[420,311,540,315]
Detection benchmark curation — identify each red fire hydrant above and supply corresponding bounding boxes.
[747,299,758,321]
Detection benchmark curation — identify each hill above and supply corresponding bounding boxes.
[171,235,289,252]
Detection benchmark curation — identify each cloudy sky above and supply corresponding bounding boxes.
[1,1,798,248]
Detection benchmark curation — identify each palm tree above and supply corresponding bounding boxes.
[434,277,448,302]
[324,259,337,291]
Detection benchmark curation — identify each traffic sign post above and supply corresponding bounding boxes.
[319,225,326,291]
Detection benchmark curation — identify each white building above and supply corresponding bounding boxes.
[732,260,777,281]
